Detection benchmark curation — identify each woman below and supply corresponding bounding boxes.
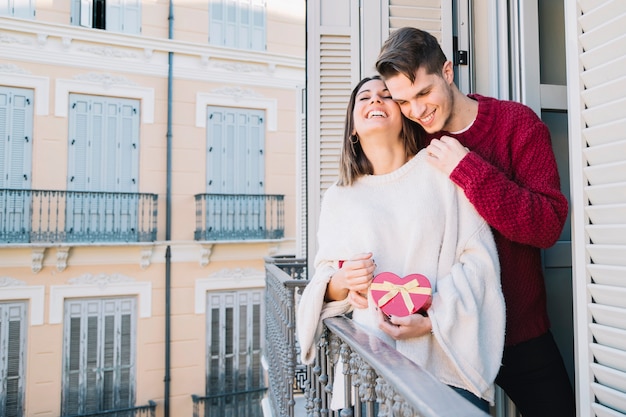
[296,76,505,411]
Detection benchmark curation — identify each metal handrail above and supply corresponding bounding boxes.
[194,193,284,241]
[0,188,158,244]
[61,400,156,417]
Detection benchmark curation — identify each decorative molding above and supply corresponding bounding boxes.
[0,33,31,45]
[194,267,265,314]
[56,78,155,123]
[68,272,135,287]
[78,45,139,59]
[50,274,152,323]
[199,244,214,267]
[31,248,46,273]
[196,91,277,131]
[211,61,268,74]
[56,247,70,272]
[0,277,26,287]
[210,86,264,99]
[74,72,137,88]
[0,71,50,115]
[0,280,45,325]
[0,63,29,74]
[140,247,153,269]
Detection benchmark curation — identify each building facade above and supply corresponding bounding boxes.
[0,0,305,416]
[305,1,626,416]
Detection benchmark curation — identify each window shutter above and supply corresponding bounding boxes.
[63,298,136,415]
[388,0,444,38]
[206,290,264,395]
[570,2,626,415]
[121,0,141,34]
[106,0,123,32]
[0,302,26,417]
[209,1,225,45]
[206,106,265,194]
[250,0,266,50]
[68,97,90,191]
[0,87,33,189]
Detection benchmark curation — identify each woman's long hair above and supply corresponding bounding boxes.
[337,75,425,186]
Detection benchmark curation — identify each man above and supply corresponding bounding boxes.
[375,27,574,417]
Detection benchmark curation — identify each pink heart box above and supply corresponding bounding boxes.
[370,272,432,317]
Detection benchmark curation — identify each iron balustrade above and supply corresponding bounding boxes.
[0,189,157,244]
[264,257,491,417]
[191,388,267,417]
[194,193,284,241]
[61,401,156,417]
[265,261,308,417]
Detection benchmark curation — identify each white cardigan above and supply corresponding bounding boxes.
[296,150,505,403]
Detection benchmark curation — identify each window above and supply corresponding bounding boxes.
[0,0,35,19]
[209,0,266,51]
[62,298,136,415]
[0,86,34,243]
[70,0,141,34]
[206,106,264,195]
[67,94,140,241]
[206,290,264,416]
[0,302,26,417]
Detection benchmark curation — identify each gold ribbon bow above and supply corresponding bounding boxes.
[371,279,431,313]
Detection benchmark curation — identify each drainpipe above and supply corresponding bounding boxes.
[164,0,174,416]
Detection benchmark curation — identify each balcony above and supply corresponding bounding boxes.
[264,257,490,417]
[62,401,157,417]
[0,189,158,244]
[194,193,284,241]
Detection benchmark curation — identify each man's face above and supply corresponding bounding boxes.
[384,62,455,134]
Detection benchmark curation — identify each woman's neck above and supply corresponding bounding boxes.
[362,136,410,175]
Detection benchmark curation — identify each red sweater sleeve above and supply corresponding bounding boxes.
[447,97,568,249]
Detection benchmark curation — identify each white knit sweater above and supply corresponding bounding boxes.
[296,150,505,403]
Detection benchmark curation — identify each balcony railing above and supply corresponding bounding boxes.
[62,401,157,417]
[264,257,490,417]
[191,388,267,417]
[0,189,158,244]
[265,260,308,417]
[194,193,284,241]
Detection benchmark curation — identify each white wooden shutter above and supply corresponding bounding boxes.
[306,0,360,265]
[296,86,307,258]
[0,302,26,417]
[567,1,626,416]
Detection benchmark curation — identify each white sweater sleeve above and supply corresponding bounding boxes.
[428,187,505,398]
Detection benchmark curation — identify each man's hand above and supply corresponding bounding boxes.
[426,136,469,176]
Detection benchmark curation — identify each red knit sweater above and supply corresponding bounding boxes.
[426,94,569,346]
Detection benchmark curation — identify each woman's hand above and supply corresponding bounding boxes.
[377,307,432,340]
[325,252,376,308]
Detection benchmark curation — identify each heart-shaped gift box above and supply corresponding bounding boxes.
[370,272,432,317]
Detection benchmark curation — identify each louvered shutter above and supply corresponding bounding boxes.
[206,106,265,194]
[388,0,444,38]
[296,86,307,258]
[63,298,136,415]
[569,2,626,415]
[0,87,33,189]
[0,302,26,417]
[1,0,34,18]
[206,290,264,396]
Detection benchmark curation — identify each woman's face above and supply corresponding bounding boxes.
[352,79,403,140]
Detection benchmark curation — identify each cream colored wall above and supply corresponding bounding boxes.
[0,0,304,414]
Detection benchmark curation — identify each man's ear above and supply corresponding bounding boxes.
[442,60,454,84]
